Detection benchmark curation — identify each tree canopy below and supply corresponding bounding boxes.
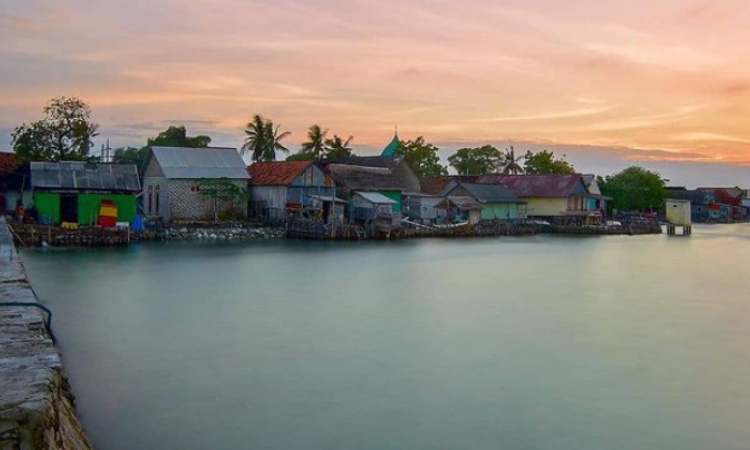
[324,135,354,159]
[524,150,576,175]
[599,166,668,212]
[111,125,212,170]
[12,96,99,162]
[242,114,291,162]
[447,145,503,175]
[394,136,447,178]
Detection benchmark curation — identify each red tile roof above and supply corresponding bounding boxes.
[248,160,313,186]
[0,152,19,175]
[475,174,584,197]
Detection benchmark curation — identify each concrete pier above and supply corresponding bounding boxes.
[0,218,92,450]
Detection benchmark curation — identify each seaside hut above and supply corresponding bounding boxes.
[141,146,249,223]
[441,181,526,221]
[351,191,398,225]
[435,196,482,225]
[475,174,597,223]
[29,161,140,226]
[403,192,447,224]
[248,160,340,222]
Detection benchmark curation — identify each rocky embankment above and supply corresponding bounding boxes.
[0,218,92,449]
[141,224,285,241]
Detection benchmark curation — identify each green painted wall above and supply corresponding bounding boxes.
[33,192,137,225]
[480,203,519,220]
[378,190,402,213]
[77,194,137,225]
[34,192,61,224]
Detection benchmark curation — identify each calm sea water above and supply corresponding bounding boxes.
[20,225,750,450]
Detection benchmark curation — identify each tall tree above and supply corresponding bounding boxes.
[501,146,524,175]
[524,150,575,174]
[146,125,211,148]
[447,145,503,175]
[394,136,448,178]
[599,166,668,212]
[12,96,99,161]
[241,115,291,161]
[111,126,212,170]
[324,135,354,159]
[299,125,329,159]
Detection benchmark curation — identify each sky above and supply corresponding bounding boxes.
[1,0,749,186]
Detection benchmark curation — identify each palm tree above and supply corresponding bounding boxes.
[242,114,267,161]
[241,115,291,161]
[260,121,291,162]
[324,135,353,159]
[502,146,524,175]
[299,124,328,159]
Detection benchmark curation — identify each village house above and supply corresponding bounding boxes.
[29,161,140,226]
[402,192,447,224]
[696,187,747,221]
[142,146,249,223]
[440,181,526,222]
[666,187,715,222]
[248,160,343,223]
[476,174,599,222]
[323,155,420,218]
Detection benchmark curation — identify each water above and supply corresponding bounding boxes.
[20,225,750,450]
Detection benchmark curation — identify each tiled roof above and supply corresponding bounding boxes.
[476,174,584,197]
[248,160,313,186]
[0,152,19,175]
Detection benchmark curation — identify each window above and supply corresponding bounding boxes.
[155,185,160,213]
[147,185,153,213]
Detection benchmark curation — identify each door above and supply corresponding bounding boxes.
[60,194,78,223]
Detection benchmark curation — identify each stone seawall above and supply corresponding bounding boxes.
[0,218,93,450]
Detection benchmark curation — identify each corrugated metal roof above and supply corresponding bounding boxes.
[248,161,313,186]
[355,191,397,204]
[150,146,249,179]
[0,152,19,175]
[445,182,524,204]
[476,174,583,197]
[420,176,478,195]
[30,162,141,191]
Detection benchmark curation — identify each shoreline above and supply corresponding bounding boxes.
[0,218,93,449]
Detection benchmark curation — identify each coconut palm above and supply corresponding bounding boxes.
[324,135,353,159]
[241,114,267,161]
[299,124,328,159]
[242,115,291,161]
[501,146,525,175]
[260,121,291,162]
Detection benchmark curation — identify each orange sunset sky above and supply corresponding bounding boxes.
[1,0,749,185]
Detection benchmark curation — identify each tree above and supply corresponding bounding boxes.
[500,146,524,175]
[146,125,211,148]
[447,145,503,175]
[299,125,328,159]
[524,150,575,175]
[111,126,212,170]
[241,115,291,161]
[196,177,249,223]
[12,96,99,161]
[394,136,447,178]
[598,166,668,212]
[324,135,354,159]
[286,153,315,162]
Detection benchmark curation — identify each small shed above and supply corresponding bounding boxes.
[403,192,446,223]
[435,196,482,225]
[351,191,397,222]
[30,162,141,225]
[666,199,691,226]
